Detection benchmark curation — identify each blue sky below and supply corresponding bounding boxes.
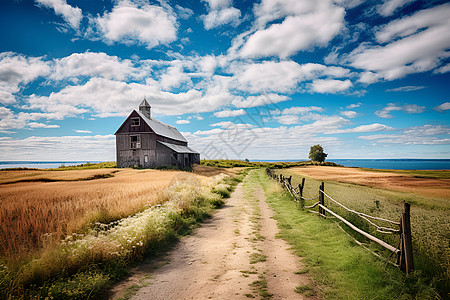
[0,0,449,161]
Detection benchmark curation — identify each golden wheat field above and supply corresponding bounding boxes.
[0,168,187,261]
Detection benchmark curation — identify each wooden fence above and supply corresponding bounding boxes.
[266,168,414,274]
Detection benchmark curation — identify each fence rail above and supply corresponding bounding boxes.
[265,168,414,274]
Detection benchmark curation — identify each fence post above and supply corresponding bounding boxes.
[400,202,414,274]
[300,178,305,197]
[319,182,325,217]
[288,176,292,186]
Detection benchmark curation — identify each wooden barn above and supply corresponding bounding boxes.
[115,99,200,168]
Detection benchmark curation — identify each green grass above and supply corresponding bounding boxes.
[200,159,340,169]
[49,161,117,170]
[249,252,267,264]
[275,168,449,296]
[252,169,440,299]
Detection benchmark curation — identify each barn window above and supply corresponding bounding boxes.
[131,117,140,126]
[130,135,141,149]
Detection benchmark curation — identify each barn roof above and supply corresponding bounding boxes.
[136,111,187,142]
[157,141,199,154]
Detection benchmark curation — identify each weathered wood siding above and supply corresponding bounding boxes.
[115,109,199,168]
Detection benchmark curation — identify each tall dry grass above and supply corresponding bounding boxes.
[0,169,184,261]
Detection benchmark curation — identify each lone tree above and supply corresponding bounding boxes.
[309,144,328,162]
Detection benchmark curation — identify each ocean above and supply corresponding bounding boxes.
[0,161,99,170]
[254,159,450,170]
[0,159,449,170]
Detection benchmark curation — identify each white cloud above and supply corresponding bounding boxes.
[434,102,450,112]
[176,5,194,20]
[275,115,299,125]
[0,135,116,161]
[232,94,290,108]
[235,61,303,93]
[280,106,324,115]
[213,108,246,118]
[359,125,449,145]
[386,85,426,92]
[202,8,241,30]
[347,102,362,109]
[95,1,177,48]
[345,3,450,80]
[341,110,358,118]
[310,79,353,94]
[377,0,415,17]
[434,63,450,74]
[233,61,351,94]
[0,52,51,104]
[375,103,426,118]
[28,122,60,128]
[176,119,190,124]
[35,0,83,29]
[240,1,345,58]
[51,51,136,81]
[25,77,236,119]
[329,123,393,133]
[188,121,341,160]
[358,71,380,84]
[75,129,92,133]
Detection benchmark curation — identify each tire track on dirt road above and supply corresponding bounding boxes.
[110,172,317,299]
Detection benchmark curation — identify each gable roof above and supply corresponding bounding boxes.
[135,111,187,142]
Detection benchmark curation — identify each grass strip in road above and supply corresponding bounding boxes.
[252,169,438,299]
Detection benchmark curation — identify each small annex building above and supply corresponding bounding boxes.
[115,99,200,168]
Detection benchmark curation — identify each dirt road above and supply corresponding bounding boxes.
[110,176,316,299]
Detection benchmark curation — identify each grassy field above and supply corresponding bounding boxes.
[200,159,340,169]
[253,169,440,299]
[273,167,449,297]
[0,165,242,299]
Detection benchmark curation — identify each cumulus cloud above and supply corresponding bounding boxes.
[434,102,450,112]
[240,1,345,58]
[51,51,136,81]
[201,0,241,30]
[232,94,290,108]
[233,61,351,93]
[358,71,380,84]
[176,119,190,124]
[28,122,60,128]
[375,103,426,118]
[25,77,236,118]
[341,110,358,118]
[35,0,83,29]
[279,106,324,115]
[0,52,51,104]
[95,1,177,48]
[345,3,450,80]
[347,102,362,109]
[213,108,247,118]
[274,114,299,125]
[359,125,449,145]
[75,129,92,133]
[310,79,353,94]
[329,123,392,134]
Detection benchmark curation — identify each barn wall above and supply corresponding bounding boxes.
[116,133,157,168]
[155,142,175,167]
